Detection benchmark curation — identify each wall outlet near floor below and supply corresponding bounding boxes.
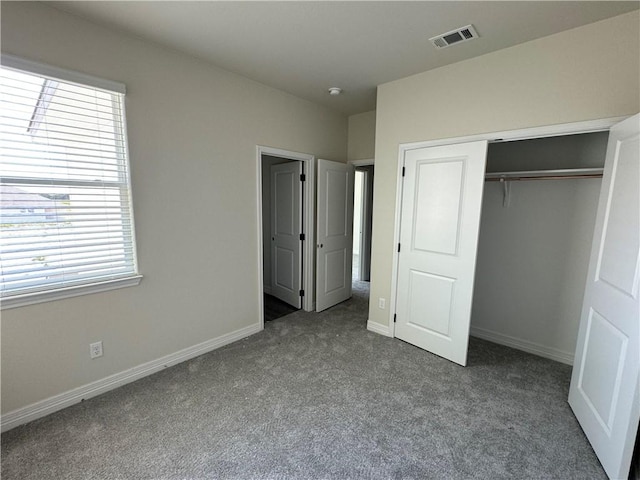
[89,341,103,359]
[378,297,386,309]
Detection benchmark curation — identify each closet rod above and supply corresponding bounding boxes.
[485,167,604,182]
[485,174,603,182]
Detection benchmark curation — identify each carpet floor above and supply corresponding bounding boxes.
[1,281,605,479]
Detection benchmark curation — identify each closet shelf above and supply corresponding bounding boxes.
[485,167,604,182]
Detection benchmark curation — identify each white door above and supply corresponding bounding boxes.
[271,161,303,308]
[395,141,488,366]
[316,159,354,312]
[568,114,640,480]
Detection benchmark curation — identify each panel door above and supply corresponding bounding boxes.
[395,141,488,366]
[270,161,303,308]
[316,159,354,312]
[568,114,640,480]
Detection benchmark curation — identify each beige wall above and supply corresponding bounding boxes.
[347,110,376,161]
[369,11,640,328]
[1,2,347,414]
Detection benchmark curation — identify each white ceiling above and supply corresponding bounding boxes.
[51,1,639,116]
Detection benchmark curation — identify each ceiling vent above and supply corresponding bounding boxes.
[430,25,479,49]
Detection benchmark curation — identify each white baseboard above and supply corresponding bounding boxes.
[1,322,262,433]
[367,320,393,337]
[470,326,574,365]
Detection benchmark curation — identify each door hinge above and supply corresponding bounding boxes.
[300,233,305,241]
[394,314,397,323]
[299,289,305,297]
[300,174,306,182]
[402,167,406,177]
[397,243,401,252]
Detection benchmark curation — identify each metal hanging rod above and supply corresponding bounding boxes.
[485,167,604,182]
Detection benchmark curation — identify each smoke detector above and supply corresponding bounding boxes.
[430,25,479,49]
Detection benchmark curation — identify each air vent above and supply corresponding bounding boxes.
[429,24,479,49]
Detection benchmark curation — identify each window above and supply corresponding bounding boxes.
[1,56,140,308]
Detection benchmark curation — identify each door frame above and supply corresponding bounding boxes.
[349,159,374,281]
[349,159,375,167]
[257,146,316,327]
[388,116,628,338]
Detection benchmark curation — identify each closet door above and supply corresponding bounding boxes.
[395,141,487,366]
[568,114,639,480]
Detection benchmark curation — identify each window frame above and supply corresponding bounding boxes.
[0,55,142,310]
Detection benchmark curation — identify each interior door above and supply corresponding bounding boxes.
[316,159,354,312]
[568,114,640,480]
[270,161,303,308]
[395,141,488,366]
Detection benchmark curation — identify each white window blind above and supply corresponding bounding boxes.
[0,60,139,303]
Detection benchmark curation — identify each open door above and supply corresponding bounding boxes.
[270,161,303,308]
[395,141,488,366]
[568,114,640,480]
[316,159,354,312]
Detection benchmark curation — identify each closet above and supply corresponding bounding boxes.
[393,115,639,478]
[470,132,609,364]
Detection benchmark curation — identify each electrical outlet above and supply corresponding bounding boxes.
[378,297,386,309]
[89,341,103,359]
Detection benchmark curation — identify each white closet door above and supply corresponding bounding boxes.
[316,159,354,312]
[270,161,303,308]
[568,114,640,480]
[395,141,487,366]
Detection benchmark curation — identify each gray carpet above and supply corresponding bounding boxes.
[1,281,606,479]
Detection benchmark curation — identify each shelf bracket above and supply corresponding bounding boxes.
[500,176,511,208]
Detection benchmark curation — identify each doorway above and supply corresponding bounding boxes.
[471,132,609,363]
[351,161,374,313]
[389,117,624,352]
[257,146,315,325]
[261,156,301,320]
[353,170,364,281]
[352,165,374,283]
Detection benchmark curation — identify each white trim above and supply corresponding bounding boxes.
[1,322,261,432]
[119,92,141,281]
[1,53,126,94]
[389,116,627,345]
[1,275,143,310]
[256,146,316,321]
[388,145,406,339]
[349,158,375,167]
[367,320,393,337]
[470,326,574,365]
[400,117,626,151]
[257,150,266,329]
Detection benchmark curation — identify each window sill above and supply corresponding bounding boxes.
[0,275,143,310]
